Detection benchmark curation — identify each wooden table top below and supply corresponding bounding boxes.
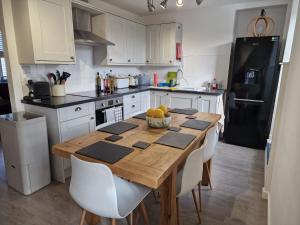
[52,112,221,189]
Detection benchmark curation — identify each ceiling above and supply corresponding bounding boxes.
[99,0,266,16]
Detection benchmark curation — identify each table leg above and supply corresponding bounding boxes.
[85,211,101,225]
[202,159,211,186]
[159,168,178,225]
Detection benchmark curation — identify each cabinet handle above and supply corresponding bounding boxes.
[75,107,82,112]
[166,93,169,96]
[146,60,149,63]
[128,59,131,62]
[132,95,135,98]
[132,105,135,108]
[169,60,172,64]
[70,56,74,60]
[109,59,112,62]
[198,96,202,99]
[90,117,95,120]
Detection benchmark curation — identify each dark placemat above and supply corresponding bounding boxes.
[76,141,133,164]
[186,115,197,119]
[168,127,182,132]
[169,108,198,115]
[133,141,151,150]
[98,122,138,135]
[180,119,211,131]
[105,135,123,142]
[133,112,147,120]
[155,132,196,150]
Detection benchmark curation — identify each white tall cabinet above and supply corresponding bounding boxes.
[12,0,76,64]
[146,25,161,64]
[92,14,146,65]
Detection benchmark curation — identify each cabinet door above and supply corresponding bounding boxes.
[31,0,75,63]
[107,16,126,64]
[160,23,176,65]
[125,21,136,64]
[150,91,170,108]
[169,93,197,109]
[140,91,151,112]
[60,115,95,142]
[197,95,219,113]
[146,25,160,64]
[135,24,146,64]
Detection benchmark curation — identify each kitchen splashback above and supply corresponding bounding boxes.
[23,45,142,94]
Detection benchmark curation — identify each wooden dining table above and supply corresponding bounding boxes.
[52,112,221,225]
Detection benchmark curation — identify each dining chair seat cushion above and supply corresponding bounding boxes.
[114,176,150,217]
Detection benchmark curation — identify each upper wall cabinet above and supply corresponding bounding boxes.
[146,23,182,66]
[92,14,146,65]
[12,0,76,64]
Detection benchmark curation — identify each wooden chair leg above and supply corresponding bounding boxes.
[152,189,159,202]
[192,189,202,224]
[198,183,202,212]
[79,209,86,225]
[176,197,180,225]
[139,201,150,225]
[111,218,117,225]
[126,212,133,225]
[205,162,213,190]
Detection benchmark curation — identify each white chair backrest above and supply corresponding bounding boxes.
[177,142,206,197]
[203,125,219,162]
[69,155,121,218]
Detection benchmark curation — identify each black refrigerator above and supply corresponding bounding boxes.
[224,36,281,149]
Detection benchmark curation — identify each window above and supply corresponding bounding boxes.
[0,32,7,81]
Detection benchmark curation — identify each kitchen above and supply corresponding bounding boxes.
[0,0,299,225]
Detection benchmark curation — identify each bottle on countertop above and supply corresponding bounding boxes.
[96,72,101,94]
[211,78,218,90]
[153,72,158,87]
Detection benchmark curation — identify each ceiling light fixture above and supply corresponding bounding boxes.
[176,0,184,7]
[196,0,204,6]
[160,0,168,9]
[147,0,155,12]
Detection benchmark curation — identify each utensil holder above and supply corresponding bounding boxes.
[52,85,66,97]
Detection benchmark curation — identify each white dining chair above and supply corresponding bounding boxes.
[69,155,151,225]
[176,141,206,225]
[202,125,219,190]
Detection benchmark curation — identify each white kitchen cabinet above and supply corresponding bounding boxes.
[92,14,146,65]
[196,95,218,113]
[146,25,161,64]
[140,91,151,112]
[24,102,96,183]
[146,23,182,66]
[150,91,171,108]
[123,91,150,119]
[150,91,221,114]
[12,0,75,64]
[169,93,197,109]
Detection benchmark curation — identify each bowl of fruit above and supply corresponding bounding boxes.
[146,105,171,128]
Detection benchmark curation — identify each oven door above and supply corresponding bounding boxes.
[95,105,123,129]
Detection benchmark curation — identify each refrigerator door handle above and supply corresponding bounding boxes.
[234,98,265,103]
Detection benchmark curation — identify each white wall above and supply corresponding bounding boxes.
[141,0,288,88]
[268,1,300,224]
[24,45,141,94]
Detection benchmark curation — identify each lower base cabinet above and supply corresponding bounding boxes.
[24,103,96,183]
[123,91,150,119]
[150,91,222,114]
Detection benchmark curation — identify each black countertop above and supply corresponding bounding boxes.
[22,86,224,109]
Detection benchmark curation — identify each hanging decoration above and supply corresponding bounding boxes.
[248,9,275,37]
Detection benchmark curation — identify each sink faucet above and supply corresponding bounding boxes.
[177,68,188,87]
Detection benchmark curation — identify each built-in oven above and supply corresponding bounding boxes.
[95,97,123,129]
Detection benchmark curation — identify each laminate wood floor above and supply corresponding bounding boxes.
[0,142,267,225]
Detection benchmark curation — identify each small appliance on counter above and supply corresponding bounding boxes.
[167,71,177,87]
[114,76,129,89]
[23,80,51,101]
[129,75,139,88]
[0,112,51,195]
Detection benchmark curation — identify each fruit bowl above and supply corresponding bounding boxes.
[146,116,172,128]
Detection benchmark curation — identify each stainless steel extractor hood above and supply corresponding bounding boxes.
[72,8,115,46]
